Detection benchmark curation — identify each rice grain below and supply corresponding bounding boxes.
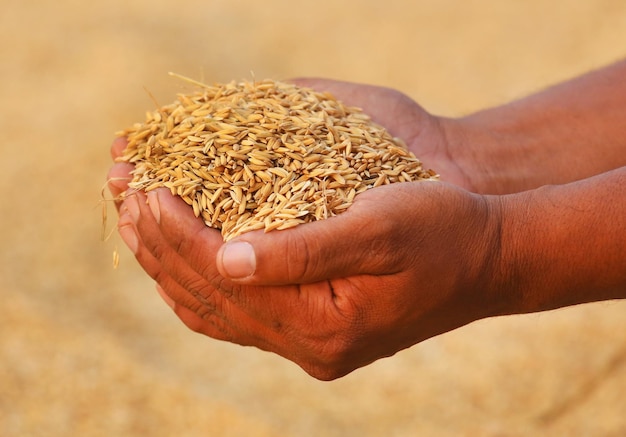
[117,77,438,241]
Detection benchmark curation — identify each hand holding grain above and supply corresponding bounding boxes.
[109,159,503,380]
[117,78,439,241]
[107,79,505,379]
[109,65,626,380]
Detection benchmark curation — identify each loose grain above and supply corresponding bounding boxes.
[118,77,438,241]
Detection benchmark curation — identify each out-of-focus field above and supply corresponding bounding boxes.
[1,1,625,435]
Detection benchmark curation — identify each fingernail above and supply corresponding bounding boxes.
[118,223,139,254]
[221,241,256,279]
[124,194,140,223]
[156,284,175,309]
[147,191,161,224]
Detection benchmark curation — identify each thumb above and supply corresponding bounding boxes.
[215,194,400,285]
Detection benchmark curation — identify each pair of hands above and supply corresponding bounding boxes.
[108,79,506,380]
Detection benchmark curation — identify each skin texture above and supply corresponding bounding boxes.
[108,61,626,380]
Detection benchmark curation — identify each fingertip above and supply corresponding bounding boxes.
[111,137,128,159]
[106,162,134,199]
[107,137,132,199]
[146,190,161,224]
[288,78,345,95]
[227,211,376,286]
[217,240,257,281]
[148,187,196,223]
[156,283,176,309]
[118,222,139,254]
[217,225,313,285]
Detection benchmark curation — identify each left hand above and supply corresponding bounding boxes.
[108,138,505,380]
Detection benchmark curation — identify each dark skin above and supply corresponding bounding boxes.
[109,63,626,380]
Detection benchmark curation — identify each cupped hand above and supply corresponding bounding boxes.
[109,150,504,380]
[107,79,503,380]
[290,78,475,190]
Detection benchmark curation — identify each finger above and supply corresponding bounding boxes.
[150,246,300,357]
[167,293,287,354]
[141,189,342,324]
[290,78,376,105]
[134,223,278,349]
[129,187,381,374]
[123,191,227,299]
[143,185,378,285]
[118,198,207,313]
[107,138,133,208]
[155,282,176,309]
[123,190,292,334]
[111,136,128,160]
[107,162,134,203]
[290,78,422,138]
[155,282,235,343]
[216,185,408,285]
[155,267,282,351]
[119,194,254,336]
[134,189,229,292]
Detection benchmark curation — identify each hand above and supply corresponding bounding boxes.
[297,62,626,194]
[108,136,504,379]
[289,79,477,190]
[110,63,626,379]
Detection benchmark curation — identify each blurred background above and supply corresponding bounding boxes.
[1,0,625,435]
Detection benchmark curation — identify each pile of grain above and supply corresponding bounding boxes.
[118,77,438,240]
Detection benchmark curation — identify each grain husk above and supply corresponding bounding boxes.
[117,77,438,240]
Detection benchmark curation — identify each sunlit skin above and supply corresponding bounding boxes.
[108,61,626,380]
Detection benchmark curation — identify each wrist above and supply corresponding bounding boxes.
[442,60,626,195]
[441,110,572,195]
[436,116,513,194]
[468,193,523,319]
[492,171,626,315]
[495,187,583,315]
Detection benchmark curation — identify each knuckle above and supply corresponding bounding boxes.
[198,312,230,338]
[283,231,316,282]
[210,275,241,302]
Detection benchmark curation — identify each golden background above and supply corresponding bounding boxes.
[1,0,625,435]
